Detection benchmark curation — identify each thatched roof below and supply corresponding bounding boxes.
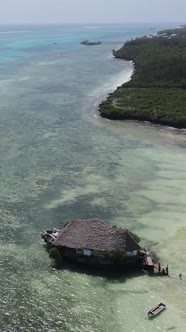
[53,219,140,251]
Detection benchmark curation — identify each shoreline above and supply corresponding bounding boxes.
[92,60,134,118]
[90,61,133,118]
[108,60,134,91]
[98,26,186,129]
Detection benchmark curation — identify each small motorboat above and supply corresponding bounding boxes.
[148,303,166,318]
[41,227,60,244]
[80,40,101,45]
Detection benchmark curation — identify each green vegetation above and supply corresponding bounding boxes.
[49,247,62,265]
[129,231,141,243]
[112,249,127,264]
[99,26,186,128]
[104,249,127,264]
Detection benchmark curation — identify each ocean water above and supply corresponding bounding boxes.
[0,23,186,332]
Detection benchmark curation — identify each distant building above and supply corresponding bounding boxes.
[42,219,141,265]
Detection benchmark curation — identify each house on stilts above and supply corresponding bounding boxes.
[41,218,142,266]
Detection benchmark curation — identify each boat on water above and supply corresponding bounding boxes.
[81,40,101,45]
[148,303,166,318]
[41,227,60,244]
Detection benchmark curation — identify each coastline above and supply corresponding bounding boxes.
[90,60,134,119]
[108,60,134,91]
[93,60,134,118]
[98,26,186,129]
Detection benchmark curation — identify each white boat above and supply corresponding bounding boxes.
[81,40,101,45]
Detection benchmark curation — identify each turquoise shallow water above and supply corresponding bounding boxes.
[0,23,186,332]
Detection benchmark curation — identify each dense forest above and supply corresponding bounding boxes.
[99,26,186,128]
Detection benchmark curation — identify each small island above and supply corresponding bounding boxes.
[99,26,186,128]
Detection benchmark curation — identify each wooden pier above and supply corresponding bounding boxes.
[140,250,169,276]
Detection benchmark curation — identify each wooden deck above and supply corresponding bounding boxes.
[146,251,154,267]
[140,250,168,276]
